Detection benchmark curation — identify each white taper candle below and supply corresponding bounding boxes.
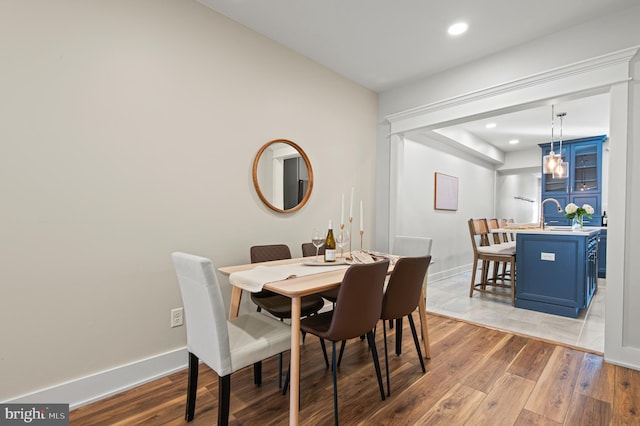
[349,187,354,219]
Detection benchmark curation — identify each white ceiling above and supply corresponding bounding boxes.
[442,93,611,152]
[198,0,633,153]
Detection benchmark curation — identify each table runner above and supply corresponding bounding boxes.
[229,262,349,293]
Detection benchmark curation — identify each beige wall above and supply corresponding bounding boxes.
[0,0,377,399]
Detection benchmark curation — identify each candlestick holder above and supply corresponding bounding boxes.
[360,230,364,251]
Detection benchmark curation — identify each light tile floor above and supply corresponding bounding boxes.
[425,271,605,353]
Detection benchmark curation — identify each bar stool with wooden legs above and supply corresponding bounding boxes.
[487,218,512,283]
[468,218,516,305]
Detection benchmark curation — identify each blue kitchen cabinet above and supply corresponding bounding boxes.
[540,135,606,226]
[598,229,607,278]
[515,231,599,318]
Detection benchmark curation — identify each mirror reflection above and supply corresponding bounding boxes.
[253,139,313,213]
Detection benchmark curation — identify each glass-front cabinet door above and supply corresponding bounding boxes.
[541,145,569,193]
[572,143,600,193]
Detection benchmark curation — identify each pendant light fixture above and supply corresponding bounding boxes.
[553,112,569,179]
[542,105,561,174]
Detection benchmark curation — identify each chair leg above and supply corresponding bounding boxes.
[332,341,339,426]
[253,361,262,386]
[395,317,403,356]
[282,368,288,395]
[280,363,300,409]
[469,257,479,297]
[282,362,290,395]
[337,340,346,367]
[366,330,386,401]
[278,353,283,388]
[481,260,489,289]
[218,374,231,426]
[383,319,390,397]
[407,313,426,373]
[185,352,199,422]
[320,338,329,368]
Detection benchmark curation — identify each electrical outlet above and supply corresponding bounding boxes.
[171,307,184,328]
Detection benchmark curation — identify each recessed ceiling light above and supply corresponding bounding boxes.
[485,123,496,129]
[448,22,468,36]
[509,139,520,145]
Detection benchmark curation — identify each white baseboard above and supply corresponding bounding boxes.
[4,347,188,409]
[428,264,471,283]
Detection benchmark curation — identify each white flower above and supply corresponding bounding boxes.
[583,204,594,215]
[565,203,578,214]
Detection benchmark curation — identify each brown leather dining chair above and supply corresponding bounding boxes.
[249,244,325,387]
[389,235,433,356]
[301,242,325,258]
[249,244,325,319]
[380,255,431,396]
[298,260,389,426]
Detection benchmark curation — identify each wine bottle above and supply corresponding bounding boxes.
[602,211,608,227]
[324,220,336,262]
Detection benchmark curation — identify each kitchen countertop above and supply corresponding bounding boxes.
[495,226,603,236]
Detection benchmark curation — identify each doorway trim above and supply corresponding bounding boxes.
[384,46,639,366]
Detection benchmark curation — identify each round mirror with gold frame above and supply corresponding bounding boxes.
[252,139,313,213]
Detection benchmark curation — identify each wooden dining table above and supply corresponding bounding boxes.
[218,256,431,426]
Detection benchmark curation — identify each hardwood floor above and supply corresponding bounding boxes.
[70,313,640,425]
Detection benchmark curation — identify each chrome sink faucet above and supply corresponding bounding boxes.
[540,198,563,229]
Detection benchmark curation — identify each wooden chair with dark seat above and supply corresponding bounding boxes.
[468,218,516,305]
[171,252,291,425]
[299,260,389,426]
[380,255,431,396]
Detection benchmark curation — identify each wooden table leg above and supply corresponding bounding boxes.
[289,296,301,426]
[229,286,243,320]
[417,288,431,359]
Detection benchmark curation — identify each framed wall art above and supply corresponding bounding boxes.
[434,172,458,211]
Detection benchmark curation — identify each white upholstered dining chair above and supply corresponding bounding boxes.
[391,235,433,257]
[171,252,292,425]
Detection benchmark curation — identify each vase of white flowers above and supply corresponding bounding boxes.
[565,203,594,230]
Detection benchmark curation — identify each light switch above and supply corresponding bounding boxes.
[541,252,556,261]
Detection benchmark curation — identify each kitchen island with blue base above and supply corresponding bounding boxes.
[515,227,600,318]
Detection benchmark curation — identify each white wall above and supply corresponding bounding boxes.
[495,174,540,223]
[498,147,540,172]
[395,138,495,278]
[0,0,377,401]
